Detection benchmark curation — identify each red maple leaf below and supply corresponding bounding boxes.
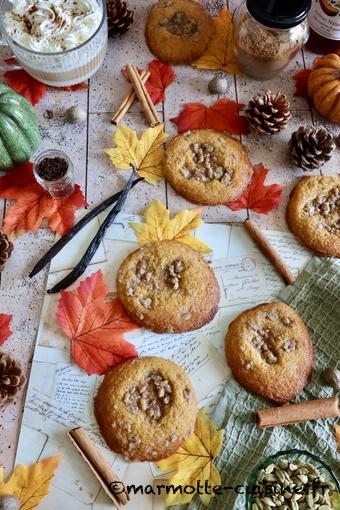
[4,69,47,105]
[0,314,13,347]
[122,59,175,104]
[0,162,87,237]
[227,163,283,214]
[145,60,176,104]
[293,69,313,102]
[56,270,138,375]
[171,99,250,135]
[53,83,88,91]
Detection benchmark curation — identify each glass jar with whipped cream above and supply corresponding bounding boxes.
[0,0,108,86]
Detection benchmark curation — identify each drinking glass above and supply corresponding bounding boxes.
[0,0,108,86]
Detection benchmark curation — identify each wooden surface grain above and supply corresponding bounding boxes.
[0,0,338,476]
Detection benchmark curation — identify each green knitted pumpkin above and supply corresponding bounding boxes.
[0,84,40,170]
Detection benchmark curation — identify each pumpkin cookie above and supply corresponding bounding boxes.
[287,176,340,257]
[94,356,197,461]
[116,240,220,333]
[145,0,214,64]
[164,129,253,205]
[225,302,314,404]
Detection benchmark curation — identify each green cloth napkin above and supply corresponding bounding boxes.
[176,257,340,510]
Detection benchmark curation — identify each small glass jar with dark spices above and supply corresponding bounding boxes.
[34,150,75,199]
[233,0,312,80]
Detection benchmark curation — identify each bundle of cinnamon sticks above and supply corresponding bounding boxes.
[112,64,160,127]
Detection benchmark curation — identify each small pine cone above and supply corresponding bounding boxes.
[0,232,13,272]
[0,352,26,407]
[106,0,134,38]
[246,90,291,135]
[289,126,335,171]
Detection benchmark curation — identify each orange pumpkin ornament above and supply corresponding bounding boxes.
[308,51,340,125]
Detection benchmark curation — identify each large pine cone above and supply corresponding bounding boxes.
[289,126,335,171]
[0,232,13,272]
[246,91,291,135]
[106,0,134,38]
[0,352,26,407]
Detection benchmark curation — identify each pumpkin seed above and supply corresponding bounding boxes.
[297,475,309,484]
[278,459,289,469]
[262,497,276,507]
[291,500,299,510]
[251,504,259,510]
[265,464,276,474]
[318,506,331,510]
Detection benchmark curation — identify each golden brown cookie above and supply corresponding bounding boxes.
[164,129,253,206]
[287,176,340,257]
[225,302,314,404]
[94,356,197,461]
[145,0,214,64]
[116,240,220,333]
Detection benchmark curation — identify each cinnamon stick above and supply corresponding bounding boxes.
[112,70,151,125]
[256,397,339,429]
[244,218,296,285]
[68,427,129,506]
[126,64,160,127]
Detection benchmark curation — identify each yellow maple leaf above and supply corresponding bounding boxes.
[0,456,61,510]
[105,123,168,185]
[157,409,224,506]
[130,200,212,254]
[193,8,241,75]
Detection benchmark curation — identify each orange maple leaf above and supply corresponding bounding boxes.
[0,313,12,347]
[0,162,87,238]
[227,163,283,214]
[171,99,249,135]
[56,270,139,375]
[192,8,241,75]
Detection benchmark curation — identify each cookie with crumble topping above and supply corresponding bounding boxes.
[287,175,340,257]
[225,302,314,404]
[164,129,253,205]
[116,240,220,334]
[145,0,214,64]
[94,356,197,461]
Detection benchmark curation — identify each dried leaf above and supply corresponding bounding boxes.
[57,270,139,376]
[55,82,88,91]
[335,424,340,449]
[105,124,168,185]
[331,491,340,510]
[145,60,176,104]
[193,8,241,74]
[293,69,313,103]
[122,60,176,104]
[0,313,12,347]
[130,200,212,254]
[157,409,224,506]
[0,162,87,238]
[227,163,283,215]
[171,98,249,135]
[4,69,47,105]
[0,456,61,510]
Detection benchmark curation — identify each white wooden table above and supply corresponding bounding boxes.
[0,0,338,476]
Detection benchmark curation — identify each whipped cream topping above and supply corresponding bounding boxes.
[4,0,103,52]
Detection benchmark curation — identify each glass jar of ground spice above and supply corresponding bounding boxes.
[233,0,311,80]
[34,150,75,199]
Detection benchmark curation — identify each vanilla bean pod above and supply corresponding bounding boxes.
[47,169,136,294]
[30,176,143,278]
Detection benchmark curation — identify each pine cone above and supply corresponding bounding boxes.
[106,0,134,38]
[0,232,13,272]
[246,90,291,135]
[0,352,26,407]
[289,126,335,171]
